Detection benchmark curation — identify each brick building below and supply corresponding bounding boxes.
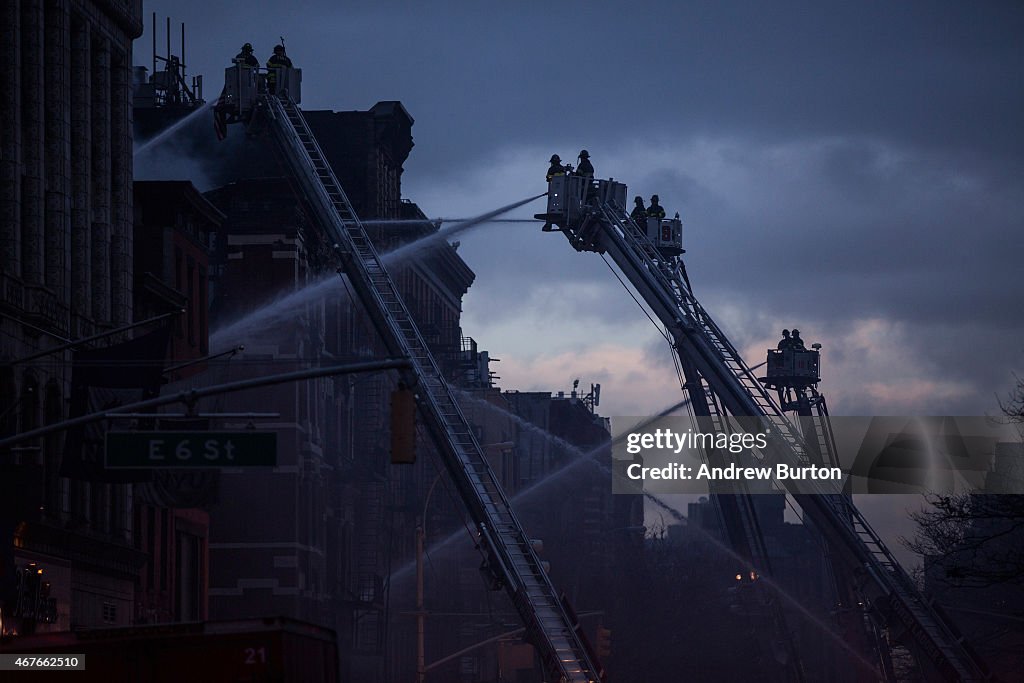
[191,96,477,680]
[131,180,222,626]
[127,50,634,682]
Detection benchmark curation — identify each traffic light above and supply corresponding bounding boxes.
[596,625,612,659]
[390,385,416,464]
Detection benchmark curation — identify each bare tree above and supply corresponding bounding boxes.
[905,493,1024,587]
[997,373,1024,425]
[903,377,1024,588]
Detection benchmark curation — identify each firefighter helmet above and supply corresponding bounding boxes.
[651,194,659,202]
[782,329,790,336]
[634,196,644,204]
[579,149,590,158]
[792,329,800,336]
[550,154,561,163]
[241,43,253,53]
[274,44,286,54]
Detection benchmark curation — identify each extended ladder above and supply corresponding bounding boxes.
[259,93,601,682]
[614,214,805,681]
[556,189,988,681]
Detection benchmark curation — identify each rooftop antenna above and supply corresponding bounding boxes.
[142,12,203,108]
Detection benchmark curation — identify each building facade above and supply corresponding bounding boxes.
[131,179,222,626]
[1,0,144,637]
[192,98,477,680]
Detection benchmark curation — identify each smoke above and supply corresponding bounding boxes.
[134,101,213,157]
[133,101,259,191]
[134,144,218,191]
[133,105,232,191]
[210,275,349,350]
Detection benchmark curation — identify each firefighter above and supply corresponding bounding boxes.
[647,194,666,220]
[778,329,793,350]
[574,149,594,178]
[234,42,259,68]
[630,196,647,224]
[791,329,805,350]
[546,154,565,182]
[266,44,294,94]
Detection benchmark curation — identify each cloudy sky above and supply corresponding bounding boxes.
[137,2,1023,553]
[139,0,1022,417]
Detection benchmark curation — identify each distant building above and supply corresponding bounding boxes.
[634,495,845,682]
[304,103,415,221]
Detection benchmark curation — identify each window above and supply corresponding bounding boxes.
[44,382,63,516]
[102,601,117,624]
[0,368,16,438]
[175,532,202,621]
[160,509,170,591]
[20,375,39,434]
[186,258,196,346]
[145,506,156,588]
[198,266,208,354]
[174,248,184,338]
[91,483,110,534]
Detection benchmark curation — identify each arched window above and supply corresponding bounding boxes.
[0,366,16,439]
[44,381,65,518]
[20,374,40,439]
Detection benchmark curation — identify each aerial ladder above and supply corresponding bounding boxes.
[763,346,897,681]
[538,175,992,682]
[220,65,603,682]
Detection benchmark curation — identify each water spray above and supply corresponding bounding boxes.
[208,194,546,348]
[391,393,883,676]
[134,101,213,157]
[381,193,545,267]
[209,276,349,349]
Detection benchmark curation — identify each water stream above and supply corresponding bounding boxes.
[388,394,880,675]
[134,101,213,157]
[209,194,544,349]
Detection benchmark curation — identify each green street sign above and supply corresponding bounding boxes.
[105,431,277,468]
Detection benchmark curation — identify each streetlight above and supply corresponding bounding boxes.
[416,441,513,682]
[416,474,441,683]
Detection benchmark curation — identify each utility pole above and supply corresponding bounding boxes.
[416,522,425,683]
[416,474,441,683]
[413,443,512,681]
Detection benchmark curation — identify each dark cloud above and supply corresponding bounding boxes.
[138,1,1023,415]
[144,2,1024,165]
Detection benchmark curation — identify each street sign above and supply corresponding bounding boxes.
[105,431,277,468]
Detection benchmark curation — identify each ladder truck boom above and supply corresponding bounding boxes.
[540,175,991,682]
[223,68,603,682]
